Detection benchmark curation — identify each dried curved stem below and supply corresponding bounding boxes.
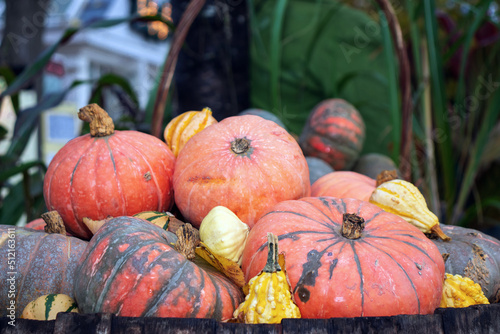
[151,0,207,138]
[374,0,413,181]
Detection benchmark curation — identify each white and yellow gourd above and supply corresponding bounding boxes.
[369,172,450,241]
[199,206,249,264]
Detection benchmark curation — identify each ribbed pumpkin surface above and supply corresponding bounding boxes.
[43,131,176,239]
[0,226,87,317]
[431,225,500,303]
[74,216,244,320]
[311,171,376,202]
[173,115,310,229]
[241,197,445,318]
[299,99,365,170]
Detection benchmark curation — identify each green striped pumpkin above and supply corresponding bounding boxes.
[21,294,78,320]
[74,216,243,320]
[299,99,365,170]
[133,211,171,230]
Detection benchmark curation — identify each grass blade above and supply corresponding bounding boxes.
[423,0,456,218]
[454,0,493,118]
[269,0,288,114]
[378,11,401,165]
[452,73,500,225]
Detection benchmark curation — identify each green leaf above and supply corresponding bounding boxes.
[0,14,173,100]
[269,0,289,114]
[454,0,493,118]
[453,74,500,224]
[0,66,20,113]
[423,0,456,217]
[379,10,401,164]
[0,160,46,183]
[0,124,7,141]
[6,80,86,160]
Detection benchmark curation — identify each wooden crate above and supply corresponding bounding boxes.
[1,304,499,333]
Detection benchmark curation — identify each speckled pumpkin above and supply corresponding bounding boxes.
[241,197,445,318]
[173,115,310,229]
[74,216,244,320]
[0,225,87,317]
[43,104,176,239]
[431,225,500,303]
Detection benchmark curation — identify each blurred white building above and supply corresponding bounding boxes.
[0,0,171,165]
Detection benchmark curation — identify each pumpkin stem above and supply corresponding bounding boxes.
[376,170,399,187]
[78,103,115,137]
[430,224,451,241]
[41,211,67,235]
[231,138,252,155]
[174,223,200,261]
[341,213,365,239]
[263,233,281,273]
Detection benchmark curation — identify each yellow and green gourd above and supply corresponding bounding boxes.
[233,233,301,324]
[21,294,78,320]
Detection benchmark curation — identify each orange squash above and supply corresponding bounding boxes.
[163,107,217,157]
[311,171,376,202]
[173,115,310,229]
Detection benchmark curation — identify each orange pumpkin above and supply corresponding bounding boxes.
[311,171,376,201]
[43,104,176,239]
[241,197,445,318]
[173,115,310,229]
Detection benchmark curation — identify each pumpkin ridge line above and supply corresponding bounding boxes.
[303,199,339,231]
[143,259,191,317]
[117,135,164,211]
[263,210,336,232]
[15,232,49,308]
[361,239,421,314]
[104,137,127,215]
[292,240,347,295]
[67,138,98,237]
[94,238,160,312]
[366,235,439,265]
[46,136,87,211]
[350,241,365,316]
[256,230,337,252]
[203,264,225,320]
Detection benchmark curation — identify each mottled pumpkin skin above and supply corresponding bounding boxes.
[299,99,365,170]
[0,225,87,317]
[174,115,310,229]
[43,131,176,239]
[311,171,375,202]
[431,225,500,303]
[74,216,244,320]
[241,197,445,318]
[24,218,45,231]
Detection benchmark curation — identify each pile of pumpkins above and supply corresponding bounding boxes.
[1,101,499,324]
